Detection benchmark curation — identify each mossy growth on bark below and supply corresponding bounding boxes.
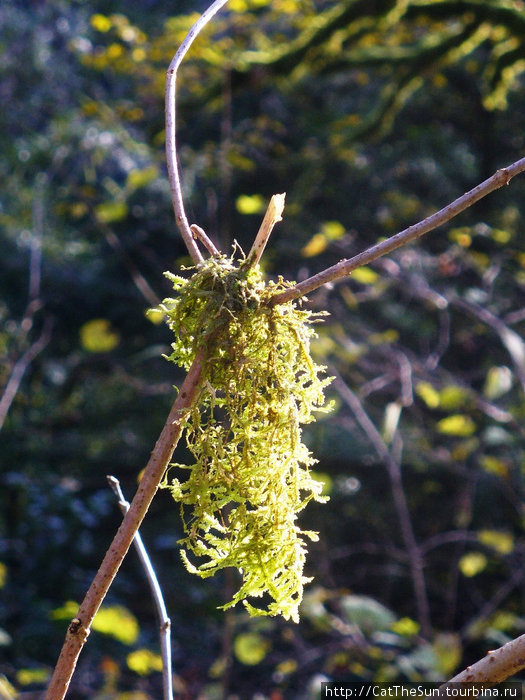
[155,254,332,621]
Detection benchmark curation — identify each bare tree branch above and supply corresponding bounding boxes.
[0,180,50,432]
[271,156,525,305]
[0,317,52,432]
[440,633,525,687]
[45,354,204,700]
[332,373,432,638]
[165,0,230,264]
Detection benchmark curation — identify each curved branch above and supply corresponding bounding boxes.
[165,0,230,264]
[271,156,525,305]
[107,476,173,700]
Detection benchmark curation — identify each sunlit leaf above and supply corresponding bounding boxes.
[0,562,6,589]
[484,366,513,399]
[459,552,487,577]
[479,455,509,477]
[94,201,128,223]
[351,266,379,284]
[50,600,79,620]
[432,633,462,675]
[126,648,163,676]
[126,165,158,191]
[439,385,469,410]
[235,194,265,215]
[321,220,346,240]
[92,605,139,645]
[90,14,112,32]
[437,414,476,437]
[233,632,270,665]
[478,530,514,555]
[390,616,420,637]
[416,382,440,409]
[16,667,51,686]
[275,658,298,676]
[301,233,327,258]
[449,227,472,247]
[80,319,120,353]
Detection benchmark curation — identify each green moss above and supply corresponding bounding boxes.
[156,255,332,622]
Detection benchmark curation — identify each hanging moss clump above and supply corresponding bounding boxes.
[155,254,332,622]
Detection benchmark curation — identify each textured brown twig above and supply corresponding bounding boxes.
[271,156,525,305]
[45,355,204,700]
[440,633,525,688]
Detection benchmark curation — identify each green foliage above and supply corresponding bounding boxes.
[156,255,332,621]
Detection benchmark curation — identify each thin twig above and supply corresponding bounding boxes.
[271,156,525,305]
[333,373,432,638]
[99,217,161,307]
[0,317,52,432]
[243,193,286,269]
[107,476,173,700]
[451,295,525,392]
[165,0,230,264]
[190,224,220,257]
[440,633,525,687]
[45,353,205,700]
[0,181,51,432]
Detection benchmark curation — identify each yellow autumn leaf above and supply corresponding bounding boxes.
[92,605,139,645]
[459,552,487,577]
[351,266,379,284]
[90,14,112,32]
[80,319,120,353]
[16,668,51,686]
[127,648,163,676]
[233,632,270,666]
[95,201,128,223]
[416,381,440,409]
[301,233,327,257]
[437,414,476,437]
[479,455,509,477]
[321,220,346,240]
[439,385,469,410]
[50,600,79,620]
[478,530,514,555]
[391,617,420,636]
[236,194,265,215]
[126,165,158,191]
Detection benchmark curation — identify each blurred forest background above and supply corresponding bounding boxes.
[1,0,525,697]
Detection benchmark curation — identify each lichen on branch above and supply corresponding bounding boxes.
[154,255,333,621]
